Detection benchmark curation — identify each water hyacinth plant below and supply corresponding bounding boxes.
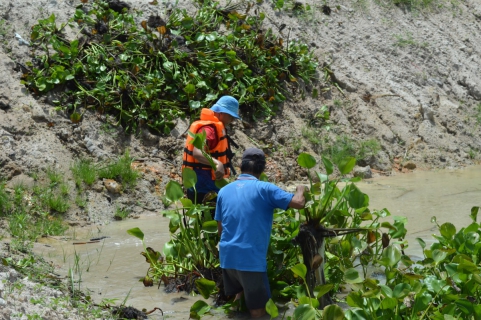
[22,0,321,134]
[128,152,411,318]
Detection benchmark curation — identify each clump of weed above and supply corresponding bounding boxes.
[98,150,140,189]
[114,206,130,220]
[327,135,381,166]
[71,158,97,188]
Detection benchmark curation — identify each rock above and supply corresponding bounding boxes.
[31,105,49,122]
[0,93,11,110]
[403,162,417,170]
[104,179,122,194]
[170,118,190,139]
[353,166,373,179]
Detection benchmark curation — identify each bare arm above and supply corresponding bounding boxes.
[217,221,223,236]
[288,185,307,209]
[192,147,225,180]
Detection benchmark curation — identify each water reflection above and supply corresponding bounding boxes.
[33,166,481,318]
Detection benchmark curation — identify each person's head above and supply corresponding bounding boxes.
[210,96,240,126]
[241,148,266,177]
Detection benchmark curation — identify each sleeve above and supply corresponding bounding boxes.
[215,194,222,221]
[265,183,294,210]
[196,125,218,150]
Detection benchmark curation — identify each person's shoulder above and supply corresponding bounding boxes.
[257,180,284,191]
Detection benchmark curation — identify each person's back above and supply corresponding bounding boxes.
[217,177,293,271]
[181,96,241,204]
[215,148,307,318]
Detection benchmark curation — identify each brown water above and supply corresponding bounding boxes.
[33,165,481,319]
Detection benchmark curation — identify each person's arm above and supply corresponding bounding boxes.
[192,126,224,180]
[217,221,223,236]
[192,147,225,180]
[288,185,308,209]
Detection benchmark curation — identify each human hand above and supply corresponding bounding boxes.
[214,161,225,180]
[296,185,309,193]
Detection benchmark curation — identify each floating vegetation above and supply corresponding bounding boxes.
[22,0,321,134]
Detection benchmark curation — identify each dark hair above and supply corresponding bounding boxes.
[241,156,266,175]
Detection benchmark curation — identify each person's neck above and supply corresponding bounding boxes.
[241,172,260,179]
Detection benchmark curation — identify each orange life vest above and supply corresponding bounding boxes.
[182,108,231,179]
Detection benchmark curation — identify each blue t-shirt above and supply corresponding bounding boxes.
[215,174,294,272]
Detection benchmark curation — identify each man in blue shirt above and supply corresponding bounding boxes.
[215,147,307,318]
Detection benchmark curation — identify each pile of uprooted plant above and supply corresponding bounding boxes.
[20,0,324,134]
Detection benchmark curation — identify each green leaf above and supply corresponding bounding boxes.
[215,179,229,189]
[226,50,236,58]
[206,33,216,41]
[127,227,144,241]
[189,100,201,109]
[392,283,411,299]
[202,220,218,233]
[195,278,217,299]
[297,153,316,169]
[347,184,368,209]
[432,249,448,264]
[163,240,178,257]
[425,275,447,294]
[337,157,356,174]
[291,263,307,280]
[455,299,474,314]
[416,237,426,250]
[189,300,210,319]
[292,304,316,320]
[266,298,278,318]
[314,284,334,299]
[182,167,197,189]
[380,297,397,310]
[181,17,194,29]
[184,83,196,94]
[470,206,479,222]
[380,245,402,267]
[440,222,456,239]
[165,180,184,202]
[322,156,333,175]
[458,258,479,274]
[322,304,344,320]
[344,268,363,284]
[298,296,319,308]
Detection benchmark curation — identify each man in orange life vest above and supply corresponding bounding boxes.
[182,96,241,204]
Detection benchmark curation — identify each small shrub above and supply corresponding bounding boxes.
[301,126,321,147]
[46,168,63,186]
[98,150,140,189]
[114,207,130,220]
[71,159,97,187]
[327,135,381,165]
[0,181,11,215]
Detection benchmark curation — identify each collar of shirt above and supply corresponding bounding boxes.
[236,174,258,181]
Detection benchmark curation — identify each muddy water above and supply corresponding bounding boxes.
[33,166,481,319]
[357,165,481,257]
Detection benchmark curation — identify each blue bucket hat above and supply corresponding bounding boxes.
[210,96,241,119]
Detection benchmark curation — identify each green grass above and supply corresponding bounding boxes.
[98,150,140,189]
[71,158,97,187]
[46,168,63,186]
[393,32,428,48]
[114,206,130,220]
[301,126,322,147]
[327,135,381,165]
